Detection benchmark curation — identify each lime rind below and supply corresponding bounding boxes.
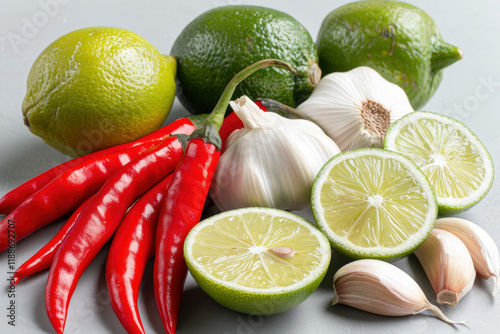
[171,6,319,115]
[311,148,438,261]
[22,27,177,157]
[184,207,331,315]
[384,111,494,214]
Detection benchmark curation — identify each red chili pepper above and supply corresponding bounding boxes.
[0,141,161,252]
[154,138,220,333]
[11,197,93,285]
[45,136,184,334]
[0,115,206,214]
[106,174,173,334]
[153,59,297,334]
[219,112,243,153]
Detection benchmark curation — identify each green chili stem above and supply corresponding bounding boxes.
[187,59,297,150]
[206,59,297,131]
[186,114,209,129]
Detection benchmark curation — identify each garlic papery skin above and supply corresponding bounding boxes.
[414,229,476,306]
[296,66,414,151]
[332,259,462,324]
[435,217,499,296]
[210,95,341,212]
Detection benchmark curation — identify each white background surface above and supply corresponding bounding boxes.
[1,0,499,333]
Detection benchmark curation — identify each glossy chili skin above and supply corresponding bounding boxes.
[45,137,184,334]
[218,112,243,153]
[0,116,202,214]
[0,141,160,252]
[152,60,296,334]
[106,109,248,334]
[154,138,220,334]
[106,174,174,334]
[12,197,93,285]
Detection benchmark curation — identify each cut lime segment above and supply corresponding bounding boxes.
[311,148,437,260]
[184,207,331,315]
[384,111,494,214]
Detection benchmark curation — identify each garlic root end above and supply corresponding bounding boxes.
[437,290,459,306]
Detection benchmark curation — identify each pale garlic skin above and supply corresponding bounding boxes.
[210,96,340,212]
[414,229,476,306]
[296,66,414,151]
[435,217,499,296]
[332,259,461,324]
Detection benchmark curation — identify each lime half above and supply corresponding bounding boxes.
[311,148,437,260]
[184,207,331,315]
[384,111,494,214]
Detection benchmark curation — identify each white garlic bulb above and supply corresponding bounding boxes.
[210,96,340,212]
[296,66,414,151]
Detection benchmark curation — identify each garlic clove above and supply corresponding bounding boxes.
[414,229,476,306]
[332,259,462,324]
[210,96,340,212]
[435,217,499,296]
[296,66,414,151]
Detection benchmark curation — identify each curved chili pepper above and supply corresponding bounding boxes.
[154,138,220,333]
[0,115,206,214]
[154,59,297,334]
[45,136,184,334]
[0,141,164,252]
[12,196,93,285]
[106,174,173,334]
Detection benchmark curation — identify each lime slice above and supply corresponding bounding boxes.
[311,148,437,260]
[384,111,494,214]
[184,207,331,315]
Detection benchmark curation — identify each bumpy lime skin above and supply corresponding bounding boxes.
[317,0,462,109]
[22,27,176,157]
[171,5,319,115]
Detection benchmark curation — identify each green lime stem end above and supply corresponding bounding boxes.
[431,42,463,72]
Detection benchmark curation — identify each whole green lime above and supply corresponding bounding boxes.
[171,6,321,115]
[22,27,177,157]
[317,0,462,109]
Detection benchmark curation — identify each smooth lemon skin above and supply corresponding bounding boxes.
[22,27,177,157]
[317,0,462,110]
